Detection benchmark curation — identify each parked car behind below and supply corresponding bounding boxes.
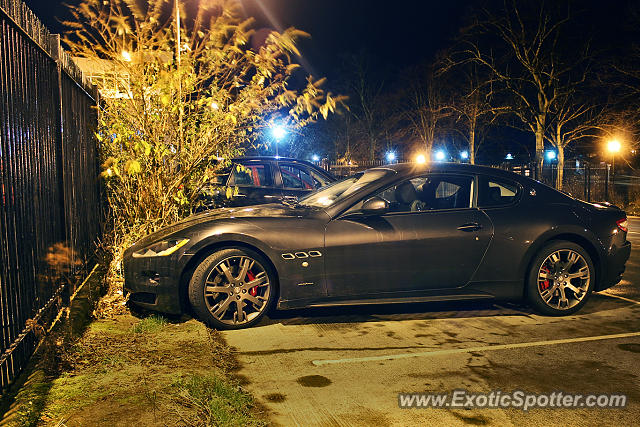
[200,156,335,209]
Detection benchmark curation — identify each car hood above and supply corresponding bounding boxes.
[128,203,321,251]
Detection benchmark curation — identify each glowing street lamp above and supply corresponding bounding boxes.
[270,124,287,157]
[434,150,446,162]
[385,151,397,163]
[505,153,514,160]
[311,154,320,162]
[608,139,621,154]
[545,150,557,161]
[460,151,469,161]
[415,154,427,164]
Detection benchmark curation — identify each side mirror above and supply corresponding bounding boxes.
[361,196,389,216]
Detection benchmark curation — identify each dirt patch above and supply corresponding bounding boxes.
[263,393,286,403]
[451,411,490,425]
[296,375,332,387]
[618,343,640,353]
[6,313,267,426]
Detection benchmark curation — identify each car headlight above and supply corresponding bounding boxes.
[132,238,190,258]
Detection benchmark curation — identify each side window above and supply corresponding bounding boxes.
[228,163,273,187]
[478,177,520,207]
[373,175,473,214]
[280,164,315,190]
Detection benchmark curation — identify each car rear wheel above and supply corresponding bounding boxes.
[188,248,276,329]
[526,241,594,316]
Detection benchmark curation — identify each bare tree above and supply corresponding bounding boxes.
[345,55,386,161]
[546,95,601,189]
[401,65,449,158]
[439,59,506,164]
[464,1,589,176]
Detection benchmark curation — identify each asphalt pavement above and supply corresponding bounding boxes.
[223,217,640,426]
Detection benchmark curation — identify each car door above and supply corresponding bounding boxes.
[277,162,319,201]
[227,160,283,206]
[323,174,494,297]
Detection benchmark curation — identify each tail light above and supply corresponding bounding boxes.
[616,218,628,233]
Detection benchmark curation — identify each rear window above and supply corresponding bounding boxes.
[228,163,273,187]
[478,177,520,207]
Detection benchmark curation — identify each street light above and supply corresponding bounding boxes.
[311,154,320,162]
[460,151,469,161]
[270,124,287,157]
[505,153,514,160]
[434,150,446,162]
[545,150,557,161]
[415,154,427,164]
[385,151,396,163]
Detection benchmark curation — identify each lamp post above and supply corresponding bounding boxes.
[608,139,621,199]
[271,124,287,157]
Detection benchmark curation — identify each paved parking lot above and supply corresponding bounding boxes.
[223,217,640,426]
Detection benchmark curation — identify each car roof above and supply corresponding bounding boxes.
[370,162,531,182]
[232,156,334,177]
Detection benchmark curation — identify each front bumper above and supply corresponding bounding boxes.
[122,253,187,315]
[598,240,631,291]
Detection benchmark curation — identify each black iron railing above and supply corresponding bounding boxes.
[0,0,101,391]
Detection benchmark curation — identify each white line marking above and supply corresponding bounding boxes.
[600,292,640,305]
[311,331,640,366]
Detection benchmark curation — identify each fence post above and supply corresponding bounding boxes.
[50,34,71,306]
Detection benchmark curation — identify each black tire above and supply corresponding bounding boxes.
[188,248,277,329]
[526,241,595,316]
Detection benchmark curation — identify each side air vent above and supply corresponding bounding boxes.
[281,253,295,260]
[308,251,322,257]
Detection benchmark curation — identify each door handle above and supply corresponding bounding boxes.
[457,222,482,232]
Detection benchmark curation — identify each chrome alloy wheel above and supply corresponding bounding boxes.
[537,249,591,310]
[203,256,270,325]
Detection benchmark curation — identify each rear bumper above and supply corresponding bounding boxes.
[598,240,631,291]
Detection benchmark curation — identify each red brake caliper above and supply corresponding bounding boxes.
[539,266,550,290]
[247,271,258,296]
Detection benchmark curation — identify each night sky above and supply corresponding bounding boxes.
[23,0,470,81]
[22,0,636,87]
[21,0,640,161]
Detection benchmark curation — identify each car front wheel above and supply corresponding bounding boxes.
[188,248,276,329]
[526,241,594,316]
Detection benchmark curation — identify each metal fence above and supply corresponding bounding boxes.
[0,0,100,391]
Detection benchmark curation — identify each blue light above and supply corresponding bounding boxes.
[270,124,287,141]
[435,150,446,161]
[546,150,556,160]
[460,151,469,160]
[385,151,396,162]
[312,154,320,162]
[505,153,514,160]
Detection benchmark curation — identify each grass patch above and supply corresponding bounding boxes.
[131,314,168,334]
[171,374,266,427]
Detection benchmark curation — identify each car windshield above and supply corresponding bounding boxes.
[298,169,392,208]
